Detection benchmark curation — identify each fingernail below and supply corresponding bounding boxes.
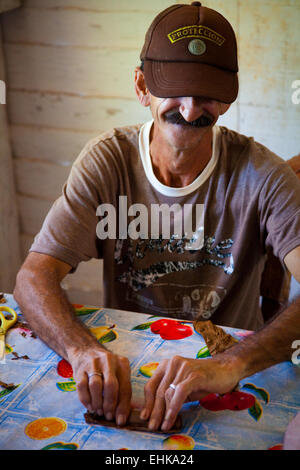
[87,405,93,412]
[97,409,103,416]
[161,411,172,431]
[106,412,113,421]
[161,419,170,431]
[140,409,148,420]
[116,414,126,426]
[161,420,170,431]
[149,418,157,430]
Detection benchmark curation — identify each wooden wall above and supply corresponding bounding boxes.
[0,0,21,294]
[1,0,299,304]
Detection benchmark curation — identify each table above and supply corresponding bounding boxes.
[0,293,299,450]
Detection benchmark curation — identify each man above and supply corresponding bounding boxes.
[13,2,300,433]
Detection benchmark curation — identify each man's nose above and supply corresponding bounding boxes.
[179,97,210,122]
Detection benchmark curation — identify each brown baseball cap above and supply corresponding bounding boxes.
[140,2,238,103]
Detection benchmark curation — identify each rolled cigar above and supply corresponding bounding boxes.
[84,408,182,433]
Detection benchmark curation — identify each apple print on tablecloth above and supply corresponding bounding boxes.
[55,324,118,392]
[200,391,256,411]
[139,362,159,378]
[163,434,195,450]
[138,358,268,422]
[268,444,283,450]
[132,318,193,340]
[199,383,269,421]
[56,359,76,392]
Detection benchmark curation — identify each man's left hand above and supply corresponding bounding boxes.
[140,355,242,431]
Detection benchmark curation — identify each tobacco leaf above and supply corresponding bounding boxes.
[0,380,15,389]
[11,352,30,360]
[84,408,182,434]
[193,320,238,356]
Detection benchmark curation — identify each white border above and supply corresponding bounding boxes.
[139,119,221,197]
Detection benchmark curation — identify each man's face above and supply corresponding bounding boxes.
[149,94,229,150]
[134,67,230,151]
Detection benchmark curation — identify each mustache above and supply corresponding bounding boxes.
[164,110,214,128]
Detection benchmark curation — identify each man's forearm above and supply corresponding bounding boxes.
[14,261,132,423]
[13,266,102,362]
[223,295,300,379]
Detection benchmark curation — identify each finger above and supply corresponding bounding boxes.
[115,357,132,426]
[102,352,119,420]
[88,372,104,415]
[161,378,193,431]
[140,364,167,421]
[76,371,92,411]
[147,368,176,431]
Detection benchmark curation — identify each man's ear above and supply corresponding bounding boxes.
[134,67,151,107]
[218,102,231,115]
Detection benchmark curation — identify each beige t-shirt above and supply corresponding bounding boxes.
[30,122,300,330]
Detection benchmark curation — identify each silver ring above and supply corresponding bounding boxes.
[169,383,176,390]
[88,372,103,379]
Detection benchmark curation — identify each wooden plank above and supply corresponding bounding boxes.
[238,1,300,159]
[2,8,155,48]
[14,158,71,199]
[24,0,177,12]
[2,3,239,48]
[0,0,20,14]
[10,125,97,164]
[239,103,300,160]
[7,90,151,131]
[17,194,52,235]
[4,44,141,98]
[239,2,300,82]
[0,24,21,292]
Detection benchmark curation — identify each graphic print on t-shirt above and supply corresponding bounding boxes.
[114,235,234,319]
[126,282,227,319]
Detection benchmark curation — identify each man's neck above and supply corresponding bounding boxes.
[149,125,214,188]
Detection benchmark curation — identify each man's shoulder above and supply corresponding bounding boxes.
[84,123,142,152]
[219,126,285,168]
[73,123,143,168]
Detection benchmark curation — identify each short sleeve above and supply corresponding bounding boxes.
[29,142,108,271]
[259,162,300,262]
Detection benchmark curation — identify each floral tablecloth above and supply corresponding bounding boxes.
[0,293,299,450]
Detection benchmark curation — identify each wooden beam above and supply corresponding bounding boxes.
[0,0,21,15]
[0,23,21,292]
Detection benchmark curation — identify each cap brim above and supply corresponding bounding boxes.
[144,60,238,104]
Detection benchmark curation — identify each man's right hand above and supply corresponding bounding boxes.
[69,347,132,426]
[13,252,132,427]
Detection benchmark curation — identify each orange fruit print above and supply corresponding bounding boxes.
[25,417,67,440]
